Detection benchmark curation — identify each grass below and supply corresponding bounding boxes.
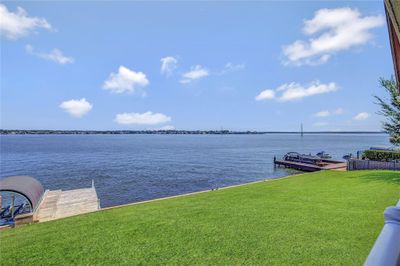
[0,170,399,265]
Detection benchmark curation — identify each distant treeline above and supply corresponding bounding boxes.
[0,130,386,135]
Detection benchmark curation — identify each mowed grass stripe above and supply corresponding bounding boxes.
[0,170,399,265]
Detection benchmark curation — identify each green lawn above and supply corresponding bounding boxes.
[1,170,399,265]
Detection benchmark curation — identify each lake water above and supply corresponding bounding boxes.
[0,134,389,207]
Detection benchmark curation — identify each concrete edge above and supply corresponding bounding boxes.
[99,172,306,212]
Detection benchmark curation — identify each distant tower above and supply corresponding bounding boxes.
[301,123,304,137]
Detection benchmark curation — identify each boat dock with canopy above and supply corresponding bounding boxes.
[274,152,347,172]
[0,176,100,227]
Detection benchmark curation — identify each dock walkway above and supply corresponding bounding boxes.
[36,187,99,222]
[274,159,347,172]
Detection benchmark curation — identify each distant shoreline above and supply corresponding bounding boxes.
[0,129,387,135]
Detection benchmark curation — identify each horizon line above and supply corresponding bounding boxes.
[0,129,387,134]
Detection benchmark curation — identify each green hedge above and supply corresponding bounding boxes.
[363,150,400,161]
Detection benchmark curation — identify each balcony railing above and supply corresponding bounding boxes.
[364,199,400,265]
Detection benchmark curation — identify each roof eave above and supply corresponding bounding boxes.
[385,0,400,92]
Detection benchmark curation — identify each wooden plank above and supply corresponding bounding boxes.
[36,187,99,222]
[274,159,347,172]
[274,160,323,172]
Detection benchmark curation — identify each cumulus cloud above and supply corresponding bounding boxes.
[283,7,384,66]
[160,56,177,76]
[219,62,245,74]
[180,65,209,84]
[59,98,92,118]
[314,108,344,117]
[103,66,149,94]
[115,112,171,125]
[279,81,338,101]
[256,81,338,102]
[353,112,370,120]
[0,4,52,40]
[255,89,275,101]
[25,44,74,64]
[314,110,330,117]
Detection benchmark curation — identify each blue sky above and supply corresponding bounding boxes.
[0,1,394,131]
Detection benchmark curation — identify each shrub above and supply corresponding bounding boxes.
[363,150,400,162]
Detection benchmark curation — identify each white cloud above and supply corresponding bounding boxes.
[353,112,370,120]
[314,110,330,117]
[115,112,171,125]
[160,56,177,76]
[158,125,175,130]
[313,108,344,117]
[103,66,149,94]
[283,7,384,66]
[313,121,329,127]
[59,98,92,118]
[255,89,275,101]
[25,44,74,64]
[279,81,338,101]
[220,62,245,74]
[0,4,52,40]
[256,81,338,102]
[180,65,209,84]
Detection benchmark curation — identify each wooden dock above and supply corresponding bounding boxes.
[35,187,99,222]
[274,158,347,172]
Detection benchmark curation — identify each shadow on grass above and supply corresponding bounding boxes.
[355,171,400,185]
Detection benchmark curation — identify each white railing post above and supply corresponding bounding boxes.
[364,200,400,266]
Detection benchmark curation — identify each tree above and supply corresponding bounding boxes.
[375,77,400,146]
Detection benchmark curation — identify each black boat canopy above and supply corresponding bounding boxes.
[0,176,45,211]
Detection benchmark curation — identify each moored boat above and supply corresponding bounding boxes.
[316,151,332,159]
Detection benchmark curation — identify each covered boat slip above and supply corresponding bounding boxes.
[0,175,44,212]
[0,176,99,227]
